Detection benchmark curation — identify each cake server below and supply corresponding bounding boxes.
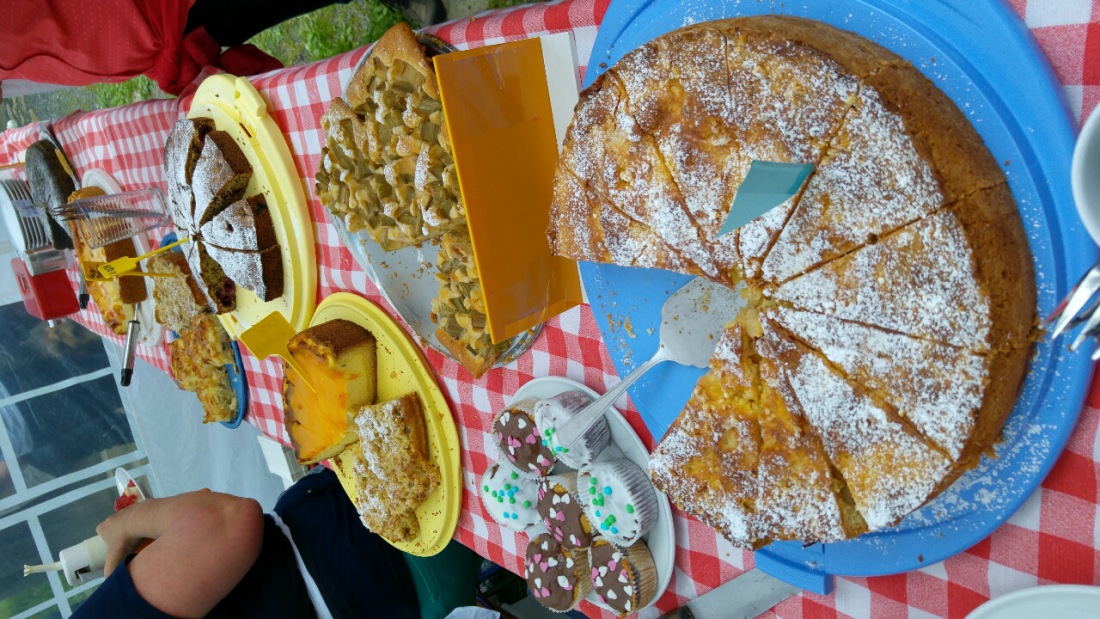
[554,277,741,449]
[658,568,800,619]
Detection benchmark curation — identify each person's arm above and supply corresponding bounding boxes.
[95,490,264,619]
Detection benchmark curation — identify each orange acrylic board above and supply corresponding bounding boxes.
[434,35,583,345]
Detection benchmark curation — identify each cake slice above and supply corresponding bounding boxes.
[343,448,421,541]
[185,241,236,313]
[283,319,378,465]
[760,83,945,284]
[148,252,210,333]
[648,321,762,547]
[766,306,987,462]
[772,209,993,351]
[200,194,277,252]
[164,117,216,230]
[354,393,440,516]
[551,71,722,282]
[773,322,953,531]
[548,167,702,275]
[192,131,252,227]
[203,243,283,302]
[169,314,237,424]
[752,322,867,543]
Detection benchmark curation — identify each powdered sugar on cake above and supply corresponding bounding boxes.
[773,210,993,351]
[762,85,944,284]
[768,307,987,459]
[782,336,952,530]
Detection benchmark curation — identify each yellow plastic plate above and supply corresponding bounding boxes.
[314,292,461,556]
[187,74,317,338]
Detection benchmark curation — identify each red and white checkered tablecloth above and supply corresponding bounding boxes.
[1,0,1097,616]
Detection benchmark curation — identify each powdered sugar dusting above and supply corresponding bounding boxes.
[768,307,986,460]
[773,210,992,351]
[781,333,952,530]
[753,327,850,542]
[762,85,944,283]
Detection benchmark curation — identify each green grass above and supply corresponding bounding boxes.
[87,76,164,109]
[248,0,406,68]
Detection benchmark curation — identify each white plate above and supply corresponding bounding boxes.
[511,376,675,614]
[80,169,164,347]
[967,585,1100,619]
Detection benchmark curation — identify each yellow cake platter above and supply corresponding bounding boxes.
[315,292,462,557]
[188,74,317,338]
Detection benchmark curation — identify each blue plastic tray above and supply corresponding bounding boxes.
[581,0,1097,591]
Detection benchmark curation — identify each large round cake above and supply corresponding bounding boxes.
[547,16,1036,548]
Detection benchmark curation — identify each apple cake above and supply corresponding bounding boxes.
[548,16,1036,547]
[316,23,513,378]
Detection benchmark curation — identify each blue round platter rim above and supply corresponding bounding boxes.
[161,233,249,429]
[581,0,1098,580]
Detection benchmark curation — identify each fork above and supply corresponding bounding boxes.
[1043,260,1100,357]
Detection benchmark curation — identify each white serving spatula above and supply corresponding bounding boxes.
[554,277,742,449]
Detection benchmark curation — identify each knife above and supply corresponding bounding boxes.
[658,568,801,619]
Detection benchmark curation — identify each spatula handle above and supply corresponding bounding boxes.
[558,345,670,447]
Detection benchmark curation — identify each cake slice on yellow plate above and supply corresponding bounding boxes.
[283,319,377,464]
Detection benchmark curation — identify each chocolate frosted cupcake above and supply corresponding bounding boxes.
[480,460,541,532]
[493,398,555,477]
[537,472,594,550]
[534,390,610,469]
[579,459,659,547]
[590,538,659,616]
[525,532,592,612]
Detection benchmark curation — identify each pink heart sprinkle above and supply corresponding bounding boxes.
[555,511,566,521]
[541,587,550,597]
[591,568,598,579]
[608,560,618,571]
[533,553,542,563]
[540,561,550,572]
[525,433,538,444]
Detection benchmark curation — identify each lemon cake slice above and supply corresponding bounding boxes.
[283,319,378,465]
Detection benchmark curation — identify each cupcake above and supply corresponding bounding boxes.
[525,532,592,612]
[579,459,659,547]
[534,390,610,469]
[480,460,541,532]
[537,472,595,550]
[590,538,659,615]
[493,398,555,477]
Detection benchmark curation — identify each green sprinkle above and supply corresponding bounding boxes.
[523,500,531,508]
[510,472,518,480]
[509,497,516,504]
[498,496,504,503]
[626,504,635,514]
[483,485,489,492]
[491,490,498,498]
[589,487,596,495]
[504,483,511,490]
[562,447,569,453]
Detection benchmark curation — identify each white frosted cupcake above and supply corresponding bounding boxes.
[534,390,610,469]
[480,460,541,532]
[590,537,659,616]
[525,532,593,612]
[578,459,659,547]
[492,398,555,477]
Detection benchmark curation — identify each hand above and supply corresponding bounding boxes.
[95,504,151,576]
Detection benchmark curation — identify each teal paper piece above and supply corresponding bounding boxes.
[717,160,815,237]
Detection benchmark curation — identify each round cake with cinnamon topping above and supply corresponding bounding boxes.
[547,16,1036,548]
